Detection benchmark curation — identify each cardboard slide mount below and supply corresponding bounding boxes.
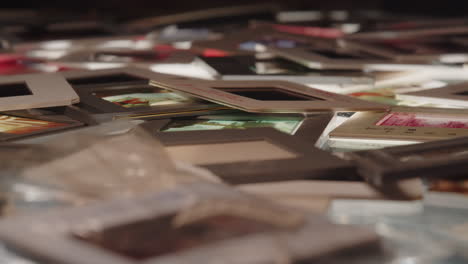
[397,81,468,107]
[339,39,468,64]
[0,110,84,142]
[150,78,388,113]
[141,123,356,184]
[61,67,234,122]
[347,136,468,182]
[345,136,468,199]
[194,55,374,85]
[201,112,334,144]
[74,83,233,123]
[0,72,79,112]
[267,46,389,70]
[140,113,334,148]
[60,67,185,90]
[329,107,468,143]
[268,46,455,71]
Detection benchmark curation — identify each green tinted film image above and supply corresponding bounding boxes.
[98,92,192,108]
[163,116,303,134]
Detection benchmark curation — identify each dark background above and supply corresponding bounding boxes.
[3,0,468,19]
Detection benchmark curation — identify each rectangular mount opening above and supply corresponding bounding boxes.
[312,50,363,59]
[0,82,32,97]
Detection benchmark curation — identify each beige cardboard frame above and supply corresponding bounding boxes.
[60,67,231,122]
[150,79,388,113]
[329,107,468,143]
[268,46,386,70]
[396,82,468,107]
[269,46,459,71]
[193,55,374,85]
[141,123,356,184]
[339,39,468,64]
[140,113,333,147]
[346,136,468,199]
[347,136,468,182]
[0,72,79,111]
